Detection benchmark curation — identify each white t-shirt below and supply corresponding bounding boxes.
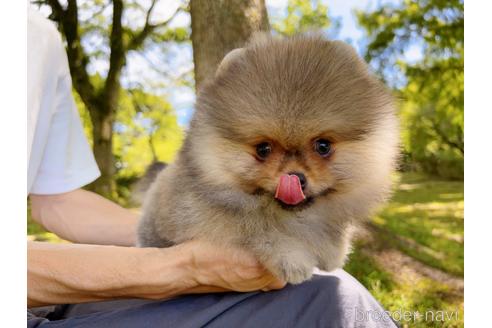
[27,9,100,195]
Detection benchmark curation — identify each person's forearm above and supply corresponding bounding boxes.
[27,241,195,308]
[30,189,139,246]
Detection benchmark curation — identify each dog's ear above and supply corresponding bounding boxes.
[215,48,245,77]
[329,40,369,72]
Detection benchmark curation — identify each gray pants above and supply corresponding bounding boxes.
[28,269,397,328]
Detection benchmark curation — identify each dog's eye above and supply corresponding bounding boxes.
[256,142,272,160]
[314,139,332,157]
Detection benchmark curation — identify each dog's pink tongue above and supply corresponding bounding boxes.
[275,174,306,205]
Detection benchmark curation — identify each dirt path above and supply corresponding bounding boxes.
[356,223,464,299]
[363,247,464,294]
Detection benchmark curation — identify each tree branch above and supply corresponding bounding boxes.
[45,0,64,19]
[148,123,159,163]
[103,0,125,111]
[44,0,97,111]
[145,0,159,26]
[431,121,464,155]
[128,3,185,51]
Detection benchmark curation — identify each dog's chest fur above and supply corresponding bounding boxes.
[137,162,353,283]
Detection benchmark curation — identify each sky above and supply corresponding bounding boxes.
[166,0,421,127]
[32,0,422,127]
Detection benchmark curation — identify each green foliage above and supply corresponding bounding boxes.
[400,58,464,178]
[74,86,183,202]
[151,26,189,44]
[114,88,183,178]
[357,0,464,178]
[272,0,337,36]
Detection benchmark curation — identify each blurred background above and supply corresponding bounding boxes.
[28,0,464,327]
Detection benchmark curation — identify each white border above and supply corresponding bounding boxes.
[0,0,478,326]
[0,1,27,326]
[465,1,492,327]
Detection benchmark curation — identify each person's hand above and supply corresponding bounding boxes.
[27,240,285,307]
[179,239,287,293]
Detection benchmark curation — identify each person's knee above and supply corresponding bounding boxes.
[303,269,397,327]
[300,272,344,296]
[264,271,351,326]
[300,269,364,300]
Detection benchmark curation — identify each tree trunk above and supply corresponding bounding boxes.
[88,104,116,198]
[190,0,270,90]
[45,0,181,198]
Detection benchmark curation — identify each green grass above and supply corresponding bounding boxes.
[27,172,464,327]
[345,243,463,327]
[375,172,464,276]
[344,172,464,327]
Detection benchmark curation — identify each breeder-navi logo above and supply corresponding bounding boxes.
[355,308,460,324]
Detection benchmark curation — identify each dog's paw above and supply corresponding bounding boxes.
[267,253,316,284]
[277,261,313,284]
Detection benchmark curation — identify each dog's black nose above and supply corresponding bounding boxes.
[289,172,307,190]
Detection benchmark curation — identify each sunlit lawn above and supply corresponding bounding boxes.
[375,173,464,275]
[27,172,464,327]
[345,172,464,328]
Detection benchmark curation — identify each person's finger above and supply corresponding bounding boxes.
[231,272,276,291]
[262,278,287,291]
[188,285,230,294]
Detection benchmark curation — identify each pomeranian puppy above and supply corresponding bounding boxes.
[138,33,399,284]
